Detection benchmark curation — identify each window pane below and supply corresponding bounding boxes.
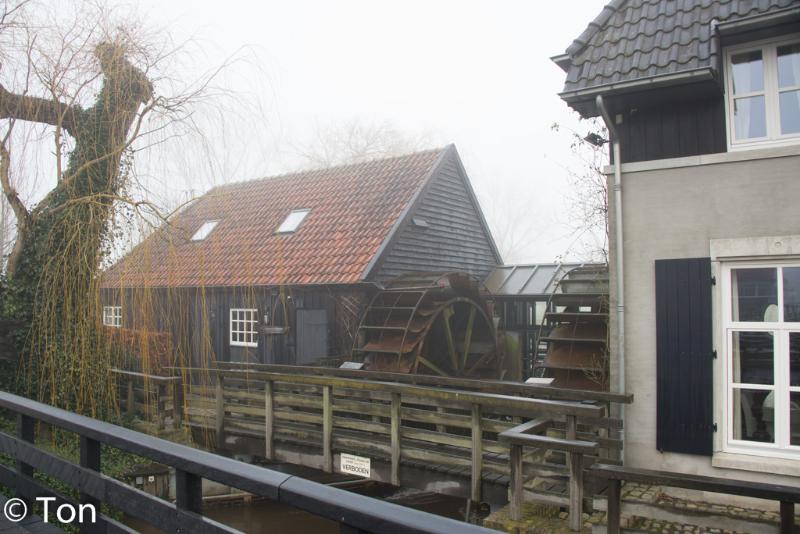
[731,50,764,94]
[191,220,219,241]
[731,268,777,321]
[778,43,800,88]
[792,392,800,446]
[791,332,800,387]
[733,96,767,139]
[732,388,774,443]
[779,90,800,134]
[785,267,800,322]
[277,209,311,233]
[731,331,774,385]
[535,301,546,326]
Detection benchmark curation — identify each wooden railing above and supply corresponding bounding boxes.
[589,464,800,534]
[0,390,497,533]
[112,369,182,429]
[499,417,598,530]
[216,362,633,405]
[177,365,629,511]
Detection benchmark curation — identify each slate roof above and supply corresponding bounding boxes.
[557,0,799,104]
[102,147,449,288]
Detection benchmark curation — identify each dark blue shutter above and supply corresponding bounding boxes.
[655,257,713,455]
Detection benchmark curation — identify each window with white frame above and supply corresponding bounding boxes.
[191,220,219,241]
[276,209,310,234]
[725,36,800,148]
[722,263,800,459]
[230,308,258,347]
[103,306,122,327]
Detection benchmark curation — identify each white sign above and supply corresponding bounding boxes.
[340,453,371,478]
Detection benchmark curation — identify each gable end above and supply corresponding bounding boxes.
[368,147,501,284]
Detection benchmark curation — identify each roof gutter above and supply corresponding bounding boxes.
[596,94,626,452]
[716,6,800,36]
[560,67,718,115]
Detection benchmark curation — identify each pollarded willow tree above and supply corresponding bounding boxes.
[0,0,220,415]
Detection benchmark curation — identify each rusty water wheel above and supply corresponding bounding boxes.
[410,297,498,379]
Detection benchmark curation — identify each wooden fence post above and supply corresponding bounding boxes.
[173,378,183,428]
[471,403,482,503]
[16,413,34,484]
[568,450,585,531]
[157,383,166,430]
[215,375,225,449]
[391,392,401,486]
[79,436,102,534]
[780,501,794,534]
[607,478,621,534]
[175,468,202,531]
[509,443,523,521]
[264,380,274,460]
[126,379,135,417]
[565,415,583,531]
[322,384,332,472]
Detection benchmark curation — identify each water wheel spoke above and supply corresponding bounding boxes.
[461,307,475,369]
[417,355,450,377]
[466,351,493,377]
[442,305,459,374]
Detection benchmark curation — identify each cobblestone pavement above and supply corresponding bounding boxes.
[483,503,603,533]
[482,482,798,533]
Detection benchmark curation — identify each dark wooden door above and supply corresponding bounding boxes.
[296,309,328,365]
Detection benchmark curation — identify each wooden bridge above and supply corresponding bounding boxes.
[0,390,497,534]
[116,363,632,527]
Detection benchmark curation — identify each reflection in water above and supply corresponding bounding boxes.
[125,484,467,533]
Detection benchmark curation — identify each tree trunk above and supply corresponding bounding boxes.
[0,42,152,412]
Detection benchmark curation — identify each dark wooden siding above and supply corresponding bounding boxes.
[104,285,371,367]
[655,257,714,456]
[616,96,727,164]
[373,155,499,283]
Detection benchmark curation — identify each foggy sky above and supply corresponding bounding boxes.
[128,0,610,264]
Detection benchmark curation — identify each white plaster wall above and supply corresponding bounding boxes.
[609,146,800,486]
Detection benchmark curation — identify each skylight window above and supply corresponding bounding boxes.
[276,209,310,234]
[191,220,219,241]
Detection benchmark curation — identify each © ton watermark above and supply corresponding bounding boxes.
[3,497,97,524]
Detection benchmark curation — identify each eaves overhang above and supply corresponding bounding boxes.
[550,53,571,73]
[717,5,800,36]
[559,67,719,117]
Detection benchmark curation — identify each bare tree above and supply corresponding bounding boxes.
[0,0,224,413]
[292,118,434,168]
[551,119,609,262]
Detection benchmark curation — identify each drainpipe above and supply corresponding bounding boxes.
[596,95,626,447]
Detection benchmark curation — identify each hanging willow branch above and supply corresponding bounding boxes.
[0,37,154,414]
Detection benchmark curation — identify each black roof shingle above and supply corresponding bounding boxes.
[557,0,800,114]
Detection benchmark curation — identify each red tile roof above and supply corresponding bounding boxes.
[103,148,447,288]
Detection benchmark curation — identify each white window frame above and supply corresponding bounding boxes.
[191,220,220,241]
[720,261,800,460]
[725,34,800,151]
[230,308,258,348]
[103,306,122,327]
[276,209,310,234]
